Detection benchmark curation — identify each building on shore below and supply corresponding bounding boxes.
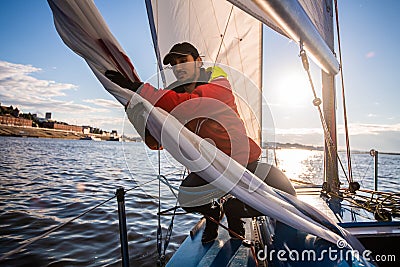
[42,121,83,133]
[0,103,106,135]
[0,115,32,127]
[82,126,91,135]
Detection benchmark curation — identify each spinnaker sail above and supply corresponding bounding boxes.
[47,0,368,255]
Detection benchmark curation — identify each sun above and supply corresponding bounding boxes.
[274,72,312,107]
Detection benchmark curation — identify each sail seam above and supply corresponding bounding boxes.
[232,8,259,140]
[190,1,213,60]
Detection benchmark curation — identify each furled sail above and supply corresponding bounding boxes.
[147,0,263,145]
[47,0,369,257]
[47,0,139,107]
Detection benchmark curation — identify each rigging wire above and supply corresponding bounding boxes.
[359,153,373,184]
[152,2,166,264]
[156,147,164,264]
[0,195,111,262]
[162,168,187,257]
[334,0,353,184]
[298,0,360,193]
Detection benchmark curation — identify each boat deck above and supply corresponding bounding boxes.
[167,185,399,266]
[166,217,257,267]
[295,184,400,223]
[295,186,340,222]
[295,185,400,264]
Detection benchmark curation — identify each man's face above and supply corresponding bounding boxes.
[171,55,200,83]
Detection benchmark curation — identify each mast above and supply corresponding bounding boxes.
[231,0,341,190]
[228,0,341,190]
[321,0,339,193]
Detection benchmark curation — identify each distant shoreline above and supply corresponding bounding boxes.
[0,124,144,142]
[2,124,398,155]
[0,124,96,140]
[1,125,323,148]
[265,142,323,151]
[266,143,399,155]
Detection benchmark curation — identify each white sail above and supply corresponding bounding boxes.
[148,0,262,145]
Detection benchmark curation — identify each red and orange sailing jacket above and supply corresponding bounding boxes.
[138,68,261,166]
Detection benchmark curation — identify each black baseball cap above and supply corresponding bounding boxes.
[163,42,200,65]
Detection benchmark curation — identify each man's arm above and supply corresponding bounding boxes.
[105,69,235,120]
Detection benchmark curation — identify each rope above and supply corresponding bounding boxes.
[299,45,351,185]
[334,0,353,184]
[273,146,278,167]
[162,197,178,256]
[333,188,400,219]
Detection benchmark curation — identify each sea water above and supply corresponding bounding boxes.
[0,137,398,266]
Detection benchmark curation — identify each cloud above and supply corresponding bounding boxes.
[83,98,120,108]
[272,123,400,138]
[0,60,124,130]
[264,127,324,146]
[267,123,400,149]
[0,60,77,109]
[365,51,375,59]
[338,123,400,152]
[0,61,41,79]
[68,115,125,128]
[345,123,400,135]
[274,127,323,135]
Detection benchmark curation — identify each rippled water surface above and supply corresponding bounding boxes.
[0,137,398,266]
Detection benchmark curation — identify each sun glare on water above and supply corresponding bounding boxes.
[274,148,323,185]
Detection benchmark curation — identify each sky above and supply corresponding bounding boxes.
[0,1,399,153]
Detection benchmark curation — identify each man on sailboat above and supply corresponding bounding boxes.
[106,42,296,244]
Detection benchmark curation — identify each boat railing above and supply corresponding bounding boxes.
[369,149,400,191]
[116,187,130,267]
